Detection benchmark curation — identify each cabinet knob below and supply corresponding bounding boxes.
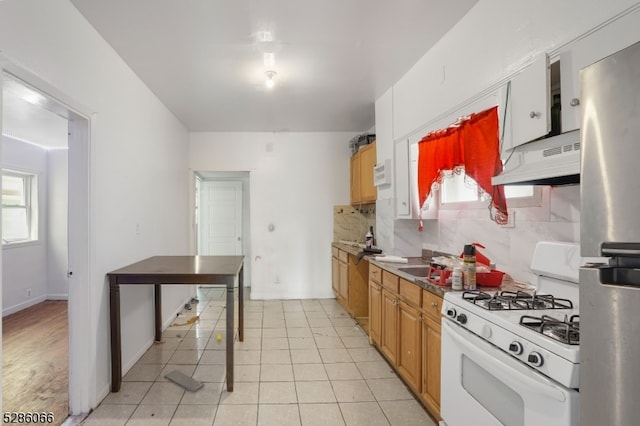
[431,302,438,308]
[570,98,580,107]
[529,111,540,119]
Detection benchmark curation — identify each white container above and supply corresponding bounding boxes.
[452,267,463,291]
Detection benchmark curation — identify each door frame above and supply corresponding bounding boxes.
[191,170,251,287]
[0,54,93,415]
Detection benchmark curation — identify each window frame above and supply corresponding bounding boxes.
[2,169,39,246]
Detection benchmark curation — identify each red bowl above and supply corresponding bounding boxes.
[477,270,505,287]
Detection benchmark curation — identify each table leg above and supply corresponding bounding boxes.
[226,279,234,392]
[239,265,244,342]
[109,276,122,392]
[154,284,162,342]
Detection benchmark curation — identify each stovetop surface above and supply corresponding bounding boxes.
[444,289,580,361]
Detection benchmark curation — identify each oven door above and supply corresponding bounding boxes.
[440,319,578,426]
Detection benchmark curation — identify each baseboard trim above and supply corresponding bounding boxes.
[2,295,48,317]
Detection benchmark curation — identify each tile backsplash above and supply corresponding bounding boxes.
[333,205,376,244]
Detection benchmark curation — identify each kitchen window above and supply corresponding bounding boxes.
[439,171,541,209]
[2,170,39,244]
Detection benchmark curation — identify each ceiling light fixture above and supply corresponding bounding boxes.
[263,52,275,68]
[265,70,277,89]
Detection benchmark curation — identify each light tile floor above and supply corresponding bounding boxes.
[81,288,436,426]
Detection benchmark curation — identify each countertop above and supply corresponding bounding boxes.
[332,242,534,297]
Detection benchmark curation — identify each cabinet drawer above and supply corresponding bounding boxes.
[369,264,382,284]
[399,278,422,307]
[338,250,349,263]
[332,247,339,258]
[422,290,443,322]
[382,270,399,293]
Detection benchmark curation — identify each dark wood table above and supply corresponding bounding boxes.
[107,255,244,392]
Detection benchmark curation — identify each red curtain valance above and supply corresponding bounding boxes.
[417,106,508,224]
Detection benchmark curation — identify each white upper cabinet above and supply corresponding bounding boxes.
[395,139,411,218]
[509,53,550,149]
[560,11,640,133]
[395,139,437,220]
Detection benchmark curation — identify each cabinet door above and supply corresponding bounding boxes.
[509,53,550,149]
[339,260,349,302]
[350,154,361,204]
[359,142,377,202]
[395,139,411,218]
[381,288,399,364]
[422,316,441,419]
[561,13,640,133]
[331,256,339,295]
[369,281,382,345]
[398,301,421,392]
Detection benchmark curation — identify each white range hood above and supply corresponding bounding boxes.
[492,129,581,186]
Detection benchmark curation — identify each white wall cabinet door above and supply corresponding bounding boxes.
[560,11,640,133]
[509,53,550,149]
[394,139,437,220]
[395,138,411,218]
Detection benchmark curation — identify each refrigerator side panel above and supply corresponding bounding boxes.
[580,40,640,257]
[579,267,640,426]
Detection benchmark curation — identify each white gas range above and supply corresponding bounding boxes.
[439,242,586,426]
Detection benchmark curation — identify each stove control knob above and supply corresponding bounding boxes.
[446,308,457,318]
[456,314,468,325]
[481,325,492,339]
[508,342,523,355]
[527,352,544,367]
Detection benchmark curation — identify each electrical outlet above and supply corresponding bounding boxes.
[26,288,32,297]
[501,211,516,228]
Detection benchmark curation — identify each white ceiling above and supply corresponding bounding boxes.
[2,75,69,149]
[1,1,479,146]
[66,0,479,133]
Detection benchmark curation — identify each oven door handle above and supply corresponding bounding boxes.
[443,320,567,402]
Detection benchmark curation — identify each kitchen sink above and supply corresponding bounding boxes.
[397,266,431,278]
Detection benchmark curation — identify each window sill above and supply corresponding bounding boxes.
[2,240,41,250]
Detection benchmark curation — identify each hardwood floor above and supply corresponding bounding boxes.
[3,301,68,425]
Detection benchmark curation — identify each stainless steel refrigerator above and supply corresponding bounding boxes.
[580,40,640,426]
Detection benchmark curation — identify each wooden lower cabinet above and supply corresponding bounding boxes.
[398,300,422,392]
[331,246,370,328]
[331,256,339,295]
[368,281,382,345]
[380,288,398,365]
[367,270,442,421]
[338,260,348,302]
[421,315,441,417]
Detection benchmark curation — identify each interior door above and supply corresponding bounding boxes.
[198,180,243,255]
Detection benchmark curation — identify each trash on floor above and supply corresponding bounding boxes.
[164,370,203,392]
[171,315,200,327]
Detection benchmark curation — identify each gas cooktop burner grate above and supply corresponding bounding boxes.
[519,314,580,345]
[461,290,574,311]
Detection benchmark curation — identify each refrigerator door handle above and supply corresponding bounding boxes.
[602,248,640,256]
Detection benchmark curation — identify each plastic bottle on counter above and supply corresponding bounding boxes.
[463,244,477,290]
[452,267,463,291]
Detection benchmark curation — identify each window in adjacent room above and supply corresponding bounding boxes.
[2,170,39,244]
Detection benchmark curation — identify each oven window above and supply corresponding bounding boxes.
[462,355,524,426]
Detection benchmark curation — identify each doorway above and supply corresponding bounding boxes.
[1,62,91,418]
[194,171,251,286]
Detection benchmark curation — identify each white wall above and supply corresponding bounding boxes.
[376,0,639,283]
[47,149,69,299]
[0,0,191,410]
[2,137,49,314]
[190,132,355,299]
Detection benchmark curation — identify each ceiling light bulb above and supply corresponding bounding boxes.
[265,71,276,89]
